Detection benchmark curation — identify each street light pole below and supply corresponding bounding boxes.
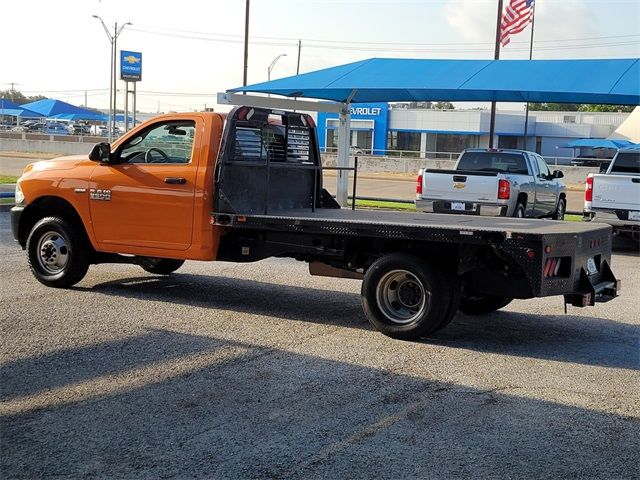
[267,53,287,82]
[92,15,131,142]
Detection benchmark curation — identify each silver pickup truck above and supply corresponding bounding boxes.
[583,148,640,242]
[416,148,567,219]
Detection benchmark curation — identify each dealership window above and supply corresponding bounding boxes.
[326,129,338,151]
[498,136,518,149]
[435,134,479,154]
[387,131,421,152]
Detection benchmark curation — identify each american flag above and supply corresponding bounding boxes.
[500,0,535,47]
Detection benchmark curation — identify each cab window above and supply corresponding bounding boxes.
[119,120,195,164]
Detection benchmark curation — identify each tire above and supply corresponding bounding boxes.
[140,258,185,275]
[513,202,526,218]
[434,272,461,332]
[26,216,89,288]
[552,198,566,221]
[458,295,512,315]
[361,253,452,340]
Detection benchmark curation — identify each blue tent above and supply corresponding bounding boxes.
[229,58,640,105]
[562,139,635,149]
[0,98,43,118]
[21,98,106,121]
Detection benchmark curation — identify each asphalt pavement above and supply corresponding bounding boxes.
[1,210,638,479]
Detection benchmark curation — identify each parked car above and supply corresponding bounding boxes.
[44,122,69,135]
[416,148,567,219]
[583,148,640,242]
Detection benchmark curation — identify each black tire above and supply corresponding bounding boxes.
[513,202,526,218]
[140,258,185,275]
[434,272,461,332]
[361,253,452,340]
[552,198,566,220]
[458,295,512,315]
[26,216,89,288]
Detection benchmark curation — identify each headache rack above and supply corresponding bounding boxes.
[214,106,358,215]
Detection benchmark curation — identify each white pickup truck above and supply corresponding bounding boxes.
[583,148,640,242]
[416,149,566,219]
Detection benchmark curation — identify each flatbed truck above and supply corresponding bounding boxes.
[11,107,619,339]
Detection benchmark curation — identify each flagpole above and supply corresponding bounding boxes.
[489,0,504,149]
[523,1,536,149]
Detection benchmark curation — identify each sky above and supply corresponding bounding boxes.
[2,0,639,113]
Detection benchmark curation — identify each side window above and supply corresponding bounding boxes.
[535,155,550,178]
[119,121,195,164]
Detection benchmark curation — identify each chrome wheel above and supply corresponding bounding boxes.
[375,269,427,324]
[36,231,69,274]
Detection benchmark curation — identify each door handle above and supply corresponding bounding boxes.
[632,178,640,183]
[164,177,186,185]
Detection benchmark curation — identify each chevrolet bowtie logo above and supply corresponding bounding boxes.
[453,182,466,189]
[123,55,140,64]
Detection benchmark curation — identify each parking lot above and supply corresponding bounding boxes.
[1,210,638,478]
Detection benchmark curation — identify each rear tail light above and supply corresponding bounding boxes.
[497,179,511,200]
[544,257,562,277]
[416,173,423,196]
[585,176,594,202]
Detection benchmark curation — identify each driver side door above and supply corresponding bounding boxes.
[89,118,201,252]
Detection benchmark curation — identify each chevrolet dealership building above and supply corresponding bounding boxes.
[317,103,630,159]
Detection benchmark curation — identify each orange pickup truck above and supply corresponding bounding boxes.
[11,107,619,340]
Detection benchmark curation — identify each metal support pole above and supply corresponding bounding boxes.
[296,40,301,75]
[112,22,118,138]
[132,82,137,127]
[124,81,129,132]
[243,0,250,89]
[108,36,114,142]
[336,106,351,207]
[523,1,536,149]
[488,0,504,149]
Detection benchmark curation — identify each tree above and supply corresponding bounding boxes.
[433,101,455,110]
[528,102,634,113]
[0,89,46,105]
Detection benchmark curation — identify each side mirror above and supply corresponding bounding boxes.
[552,170,564,179]
[89,142,112,163]
[599,162,610,174]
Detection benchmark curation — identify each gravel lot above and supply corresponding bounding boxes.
[1,211,638,479]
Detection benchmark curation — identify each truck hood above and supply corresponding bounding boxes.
[23,155,92,175]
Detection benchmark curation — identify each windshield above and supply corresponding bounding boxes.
[457,152,528,174]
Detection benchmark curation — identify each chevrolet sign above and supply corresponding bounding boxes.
[120,50,142,81]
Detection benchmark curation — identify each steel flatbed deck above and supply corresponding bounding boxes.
[214,208,610,240]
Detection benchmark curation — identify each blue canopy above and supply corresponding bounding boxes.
[562,139,635,149]
[0,98,43,118]
[229,58,640,105]
[21,98,106,121]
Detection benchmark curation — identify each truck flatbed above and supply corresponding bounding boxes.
[215,208,608,237]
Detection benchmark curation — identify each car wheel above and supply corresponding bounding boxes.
[514,202,526,218]
[26,216,90,288]
[553,198,566,221]
[361,253,452,340]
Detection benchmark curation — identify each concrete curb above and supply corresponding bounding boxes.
[0,203,14,212]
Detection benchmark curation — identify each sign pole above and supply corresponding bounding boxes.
[124,81,129,132]
[133,82,136,127]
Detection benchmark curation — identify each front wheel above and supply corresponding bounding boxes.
[26,216,90,288]
[458,295,512,315]
[361,253,451,340]
[552,198,566,220]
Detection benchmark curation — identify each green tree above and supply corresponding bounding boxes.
[0,89,46,105]
[433,101,455,110]
[528,102,634,112]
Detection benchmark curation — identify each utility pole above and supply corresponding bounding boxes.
[243,0,250,90]
[522,1,537,149]
[296,40,301,75]
[84,90,88,108]
[488,0,504,149]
